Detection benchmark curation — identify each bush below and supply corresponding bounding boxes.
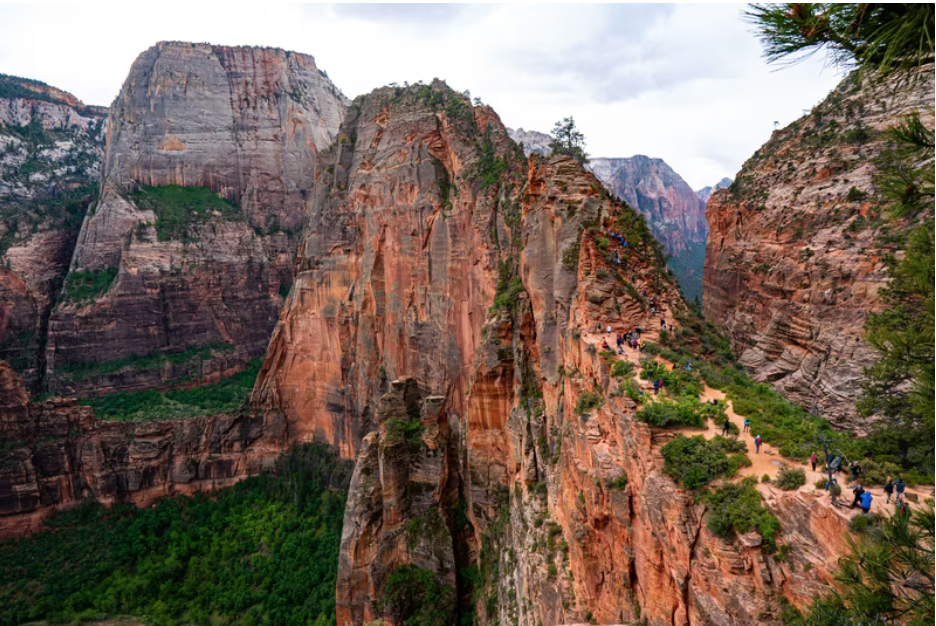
[848,513,884,534]
[610,360,634,378]
[623,379,642,403]
[705,478,781,550]
[574,391,604,416]
[762,474,771,483]
[660,435,745,490]
[381,564,456,626]
[636,395,707,428]
[608,474,629,490]
[727,453,753,477]
[641,342,662,356]
[775,467,807,491]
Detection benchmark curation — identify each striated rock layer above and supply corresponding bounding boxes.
[0,360,286,537]
[44,42,348,396]
[252,82,849,625]
[703,67,934,428]
[0,75,107,387]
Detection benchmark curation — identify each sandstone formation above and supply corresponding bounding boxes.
[703,67,934,428]
[0,74,106,387]
[44,42,347,396]
[0,359,286,538]
[250,81,847,625]
[589,156,709,302]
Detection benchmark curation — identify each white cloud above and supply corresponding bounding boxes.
[0,3,844,189]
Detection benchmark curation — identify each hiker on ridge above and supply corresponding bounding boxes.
[722,418,731,436]
[884,478,894,503]
[754,434,762,453]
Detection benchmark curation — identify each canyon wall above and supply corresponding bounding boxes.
[0,75,106,388]
[44,42,347,396]
[0,359,286,537]
[703,67,934,428]
[251,82,847,625]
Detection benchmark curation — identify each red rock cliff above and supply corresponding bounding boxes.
[702,67,934,428]
[44,42,347,396]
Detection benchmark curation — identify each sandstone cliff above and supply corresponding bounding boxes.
[44,42,347,397]
[0,359,286,537]
[589,156,709,303]
[702,67,934,428]
[250,81,845,626]
[0,75,106,388]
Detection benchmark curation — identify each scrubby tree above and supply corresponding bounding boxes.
[549,116,589,164]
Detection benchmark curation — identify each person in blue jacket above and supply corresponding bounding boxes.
[859,489,873,514]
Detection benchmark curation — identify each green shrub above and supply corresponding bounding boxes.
[641,342,662,356]
[705,478,781,550]
[775,467,807,491]
[848,513,884,534]
[62,267,118,303]
[608,474,629,490]
[660,435,744,490]
[128,185,242,242]
[490,277,525,314]
[636,395,706,428]
[624,379,642,403]
[762,474,771,483]
[610,360,634,378]
[574,391,604,416]
[381,564,456,626]
[727,453,753,477]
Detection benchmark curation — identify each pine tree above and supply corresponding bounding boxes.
[549,116,589,164]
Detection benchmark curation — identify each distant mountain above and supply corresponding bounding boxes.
[589,156,709,302]
[507,127,552,156]
[695,177,733,205]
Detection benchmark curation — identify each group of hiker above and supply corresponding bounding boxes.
[816,454,911,516]
[614,328,644,354]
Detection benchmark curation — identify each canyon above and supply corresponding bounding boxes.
[703,66,934,428]
[0,37,930,626]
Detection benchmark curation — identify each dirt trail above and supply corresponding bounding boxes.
[581,329,932,521]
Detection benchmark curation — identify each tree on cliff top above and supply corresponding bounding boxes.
[549,116,589,164]
[745,3,935,75]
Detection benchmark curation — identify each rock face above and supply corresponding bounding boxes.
[589,156,709,302]
[0,359,286,538]
[507,127,552,157]
[253,81,846,626]
[0,75,107,388]
[695,177,732,206]
[703,67,934,428]
[44,42,348,396]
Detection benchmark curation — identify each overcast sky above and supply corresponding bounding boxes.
[0,3,845,189]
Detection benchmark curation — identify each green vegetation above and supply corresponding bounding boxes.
[58,342,234,382]
[0,183,97,256]
[0,443,352,626]
[635,394,723,429]
[380,564,456,626]
[608,474,629,491]
[660,435,747,490]
[610,359,634,378]
[775,467,807,491]
[127,185,242,242]
[705,478,781,551]
[79,359,260,421]
[666,240,706,303]
[548,116,589,164]
[574,390,604,416]
[61,267,118,304]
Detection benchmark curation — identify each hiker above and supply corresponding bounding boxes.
[850,484,865,510]
[754,434,762,453]
[859,489,872,514]
[742,418,750,433]
[894,478,906,504]
[710,399,718,407]
[607,325,613,335]
[884,478,894,503]
[850,461,862,483]
[602,339,611,352]
[896,501,911,518]
[660,318,667,330]
[721,418,730,436]
[653,379,660,395]
[639,340,645,352]
[616,333,624,351]
[685,359,692,372]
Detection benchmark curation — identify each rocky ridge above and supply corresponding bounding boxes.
[249,81,849,625]
[44,42,348,397]
[0,75,106,388]
[695,177,733,205]
[703,66,934,427]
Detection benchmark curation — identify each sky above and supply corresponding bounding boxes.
[0,3,845,189]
